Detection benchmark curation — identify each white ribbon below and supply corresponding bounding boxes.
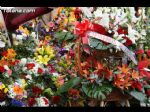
[87,31,138,65]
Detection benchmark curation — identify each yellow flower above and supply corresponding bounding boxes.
[45,46,55,56]
[18,26,30,36]
[45,36,51,41]
[21,79,27,88]
[4,88,8,93]
[36,55,50,65]
[0,84,5,90]
[37,46,45,55]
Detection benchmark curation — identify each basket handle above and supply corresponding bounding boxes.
[75,37,83,76]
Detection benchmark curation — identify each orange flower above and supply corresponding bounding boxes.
[114,74,132,90]
[3,48,16,60]
[131,70,140,80]
[13,85,24,95]
[118,64,130,74]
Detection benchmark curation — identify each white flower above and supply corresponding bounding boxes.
[16,35,23,40]
[94,9,102,18]
[20,58,27,66]
[52,72,59,76]
[26,75,32,80]
[98,13,110,29]
[31,32,36,38]
[4,65,9,70]
[0,40,5,48]
[36,97,49,107]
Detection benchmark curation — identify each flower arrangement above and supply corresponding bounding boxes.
[0,7,150,107]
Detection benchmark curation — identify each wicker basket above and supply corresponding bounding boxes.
[75,38,132,102]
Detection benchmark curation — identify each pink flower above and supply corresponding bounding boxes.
[47,22,55,28]
[7,69,12,76]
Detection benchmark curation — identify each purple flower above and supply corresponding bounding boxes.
[58,48,68,56]
[11,99,25,107]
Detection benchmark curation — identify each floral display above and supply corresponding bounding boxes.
[0,7,150,107]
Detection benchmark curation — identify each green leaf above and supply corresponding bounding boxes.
[56,77,81,94]
[89,37,111,50]
[130,91,147,102]
[43,88,54,96]
[144,85,150,89]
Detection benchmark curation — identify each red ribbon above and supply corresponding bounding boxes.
[74,19,107,53]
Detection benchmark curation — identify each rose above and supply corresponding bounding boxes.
[26,63,35,70]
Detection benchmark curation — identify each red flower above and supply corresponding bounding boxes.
[38,68,44,74]
[122,36,132,46]
[68,89,80,96]
[138,60,150,79]
[117,27,128,35]
[10,60,20,66]
[1,51,8,57]
[131,81,143,91]
[0,66,5,73]
[42,97,49,105]
[146,89,150,97]
[28,97,37,107]
[74,8,81,20]
[26,63,35,70]
[32,86,42,96]
[135,49,144,55]
[51,96,61,104]
[147,50,150,57]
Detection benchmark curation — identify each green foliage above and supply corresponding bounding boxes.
[89,37,113,50]
[56,77,81,95]
[55,30,77,42]
[130,91,147,102]
[82,83,113,100]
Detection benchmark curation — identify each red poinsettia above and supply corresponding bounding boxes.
[51,96,61,104]
[0,66,5,73]
[32,86,42,96]
[122,36,132,46]
[138,59,150,79]
[135,49,144,55]
[38,68,44,74]
[146,89,150,97]
[117,27,128,35]
[147,50,150,57]
[26,63,35,70]
[28,97,37,107]
[131,81,143,91]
